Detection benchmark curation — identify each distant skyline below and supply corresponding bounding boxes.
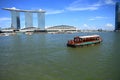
[0,0,119,30]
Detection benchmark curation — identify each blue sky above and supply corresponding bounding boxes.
[0,0,119,30]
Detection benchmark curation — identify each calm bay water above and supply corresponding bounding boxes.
[0,32,120,80]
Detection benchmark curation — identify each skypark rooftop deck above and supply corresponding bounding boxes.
[3,7,46,13]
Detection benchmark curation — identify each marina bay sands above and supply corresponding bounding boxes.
[2,7,46,30]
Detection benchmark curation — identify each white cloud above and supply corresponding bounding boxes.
[92,3,102,7]
[66,0,103,11]
[66,0,100,11]
[0,17,11,28]
[83,24,89,27]
[66,6,98,11]
[89,18,95,20]
[66,0,116,11]
[81,24,97,30]
[95,16,106,19]
[0,17,11,21]
[104,23,114,30]
[46,9,65,14]
[81,23,114,30]
[105,23,114,27]
[105,0,115,5]
[89,16,107,20]
[81,23,116,30]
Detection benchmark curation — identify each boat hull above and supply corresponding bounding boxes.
[67,40,101,47]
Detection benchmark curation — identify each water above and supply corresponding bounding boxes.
[0,32,120,80]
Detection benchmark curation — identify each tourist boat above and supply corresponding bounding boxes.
[67,35,102,47]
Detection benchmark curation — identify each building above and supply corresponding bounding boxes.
[11,11,20,29]
[1,27,16,33]
[38,12,45,30]
[115,2,120,31]
[46,25,77,32]
[2,8,46,31]
[25,12,33,28]
[19,27,39,32]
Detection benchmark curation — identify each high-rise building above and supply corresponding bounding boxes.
[25,12,33,28]
[37,12,45,30]
[11,11,20,29]
[115,2,120,31]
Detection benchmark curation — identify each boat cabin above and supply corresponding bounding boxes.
[74,35,101,43]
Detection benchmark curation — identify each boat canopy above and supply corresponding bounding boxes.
[79,35,100,39]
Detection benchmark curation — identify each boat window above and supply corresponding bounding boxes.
[96,37,99,40]
[80,38,82,41]
[74,38,80,42]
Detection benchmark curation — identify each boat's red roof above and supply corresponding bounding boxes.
[79,35,100,38]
